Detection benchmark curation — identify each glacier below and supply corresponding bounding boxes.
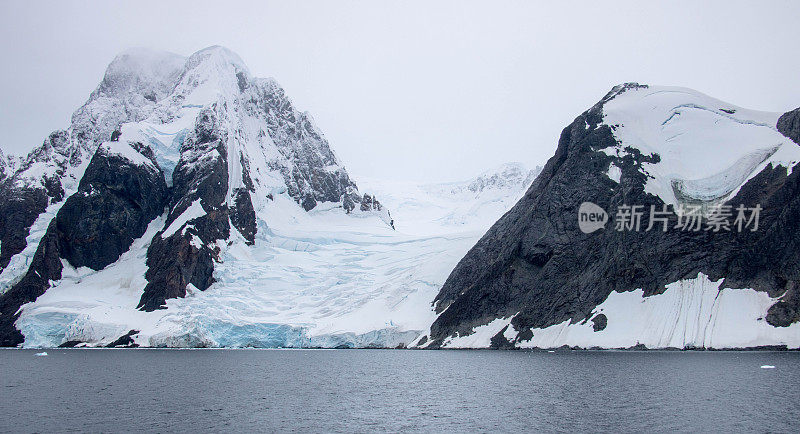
[15,167,534,348]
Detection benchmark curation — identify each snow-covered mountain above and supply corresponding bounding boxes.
[0,46,402,347]
[5,53,796,351]
[423,84,800,349]
[359,162,541,236]
[0,46,537,348]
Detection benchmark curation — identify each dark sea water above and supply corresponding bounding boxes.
[1,349,799,433]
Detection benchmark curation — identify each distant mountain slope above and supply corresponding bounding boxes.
[360,162,541,236]
[422,84,800,350]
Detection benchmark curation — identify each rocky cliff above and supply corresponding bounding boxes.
[424,84,800,350]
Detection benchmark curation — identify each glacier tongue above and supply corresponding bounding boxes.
[15,194,479,348]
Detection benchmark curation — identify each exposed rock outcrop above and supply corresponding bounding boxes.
[138,107,230,311]
[55,141,168,270]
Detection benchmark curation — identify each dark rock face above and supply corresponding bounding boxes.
[138,107,231,311]
[255,81,360,210]
[138,230,218,311]
[230,189,256,245]
[342,192,357,213]
[428,86,800,347]
[0,150,6,180]
[55,142,168,270]
[591,314,607,332]
[58,340,83,348]
[777,108,800,145]
[489,325,516,349]
[0,142,167,346]
[359,194,378,212]
[0,187,49,270]
[106,330,140,348]
[0,131,79,271]
[0,220,63,346]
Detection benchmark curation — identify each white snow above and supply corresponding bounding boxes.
[114,115,199,184]
[359,162,540,236]
[602,86,800,208]
[100,141,157,169]
[161,200,205,238]
[145,192,481,348]
[606,163,622,183]
[761,365,776,369]
[442,316,516,348]
[512,273,800,350]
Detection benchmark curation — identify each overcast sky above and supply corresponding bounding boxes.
[1,1,799,182]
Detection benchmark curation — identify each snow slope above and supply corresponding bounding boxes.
[602,86,800,208]
[442,274,800,349]
[359,162,540,236]
[15,161,536,348]
[520,273,800,350]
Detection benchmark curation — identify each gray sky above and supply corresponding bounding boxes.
[1,1,799,182]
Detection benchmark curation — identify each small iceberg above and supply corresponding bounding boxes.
[34,352,48,357]
[760,365,775,369]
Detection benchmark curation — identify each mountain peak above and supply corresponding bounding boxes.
[98,48,185,100]
[184,45,249,77]
[459,162,540,195]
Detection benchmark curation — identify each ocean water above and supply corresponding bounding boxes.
[1,349,798,432]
